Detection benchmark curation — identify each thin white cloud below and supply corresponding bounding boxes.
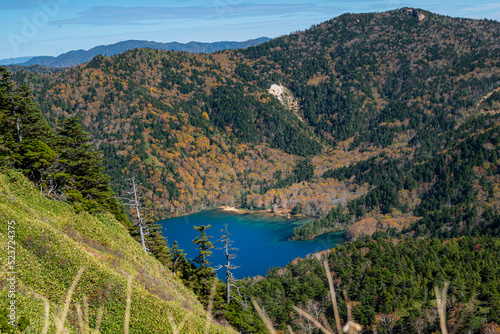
[48,3,338,26]
[49,6,212,25]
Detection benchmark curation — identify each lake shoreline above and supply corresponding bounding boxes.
[160,210,345,278]
[218,205,312,220]
[217,206,339,242]
[162,205,313,222]
[289,227,347,241]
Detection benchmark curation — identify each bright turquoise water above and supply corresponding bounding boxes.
[159,209,346,279]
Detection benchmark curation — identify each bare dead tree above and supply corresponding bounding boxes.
[116,176,149,252]
[374,312,399,334]
[38,174,67,202]
[342,288,363,334]
[215,224,245,307]
[449,294,477,334]
[322,259,342,334]
[9,93,22,144]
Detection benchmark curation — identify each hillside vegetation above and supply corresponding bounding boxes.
[0,170,233,333]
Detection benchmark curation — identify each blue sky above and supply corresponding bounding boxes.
[1,0,499,59]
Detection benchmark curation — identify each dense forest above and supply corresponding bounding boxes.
[10,8,500,223]
[225,236,500,333]
[2,7,500,333]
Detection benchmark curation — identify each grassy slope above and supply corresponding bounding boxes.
[0,170,234,333]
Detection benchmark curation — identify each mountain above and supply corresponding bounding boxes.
[11,37,271,68]
[4,7,500,333]
[0,56,33,65]
[10,8,500,234]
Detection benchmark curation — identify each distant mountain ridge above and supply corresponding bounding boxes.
[5,37,271,68]
[0,56,33,65]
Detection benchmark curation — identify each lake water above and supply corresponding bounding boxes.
[159,209,346,279]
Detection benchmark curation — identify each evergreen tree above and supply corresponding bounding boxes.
[171,240,190,278]
[192,225,216,303]
[56,117,125,219]
[0,68,55,170]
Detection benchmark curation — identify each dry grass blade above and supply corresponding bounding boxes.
[435,281,449,334]
[292,305,333,334]
[124,275,133,334]
[205,278,219,334]
[83,295,89,331]
[177,313,189,333]
[342,288,353,323]
[343,321,363,334]
[251,297,277,334]
[94,306,104,333]
[166,312,179,334]
[287,325,295,334]
[76,303,85,333]
[55,266,85,334]
[449,294,476,334]
[43,298,50,334]
[323,260,342,334]
[166,310,190,334]
[320,313,334,334]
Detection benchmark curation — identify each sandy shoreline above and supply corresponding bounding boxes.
[219,206,243,213]
[217,206,311,220]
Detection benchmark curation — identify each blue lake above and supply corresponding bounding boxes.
[159,209,346,279]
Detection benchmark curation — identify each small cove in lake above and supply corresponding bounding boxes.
[159,209,346,279]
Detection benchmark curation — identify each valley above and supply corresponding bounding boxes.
[1,7,500,333]
[11,8,500,241]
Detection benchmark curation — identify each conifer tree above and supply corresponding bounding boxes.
[171,240,190,277]
[56,116,125,219]
[12,85,53,145]
[0,67,54,170]
[192,225,216,303]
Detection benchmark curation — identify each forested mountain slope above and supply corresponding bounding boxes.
[0,170,234,333]
[10,9,500,231]
[227,236,500,333]
[240,8,500,146]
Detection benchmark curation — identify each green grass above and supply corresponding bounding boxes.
[0,170,234,333]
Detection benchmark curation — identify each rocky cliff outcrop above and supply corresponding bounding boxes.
[268,84,303,120]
